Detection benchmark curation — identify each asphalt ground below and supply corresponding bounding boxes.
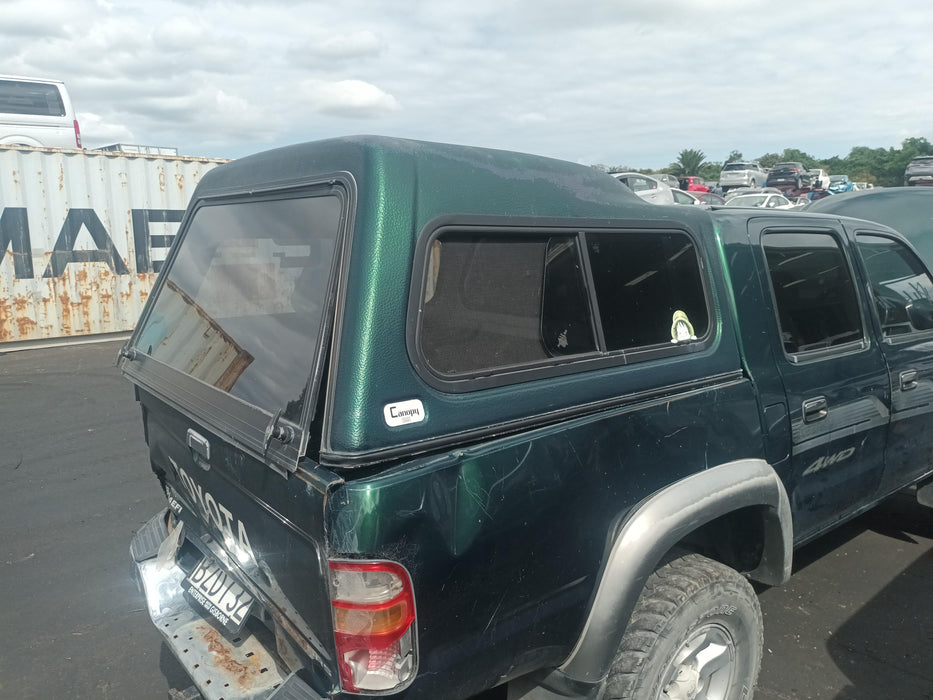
[0,340,930,700]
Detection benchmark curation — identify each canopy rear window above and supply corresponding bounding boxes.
[134,194,342,422]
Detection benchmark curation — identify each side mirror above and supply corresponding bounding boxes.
[907,298,933,330]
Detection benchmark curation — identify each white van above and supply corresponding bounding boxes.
[0,75,81,149]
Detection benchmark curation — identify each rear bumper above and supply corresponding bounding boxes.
[131,510,327,700]
[720,176,753,186]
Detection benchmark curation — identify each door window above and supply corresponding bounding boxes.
[857,233,933,337]
[763,232,864,355]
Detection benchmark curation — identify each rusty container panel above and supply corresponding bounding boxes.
[0,145,226,345]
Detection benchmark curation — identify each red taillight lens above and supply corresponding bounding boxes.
[329,560,417,693]
[73,120,82,148]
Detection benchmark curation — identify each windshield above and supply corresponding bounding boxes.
[134,194,342,421]
[723,163,752,171]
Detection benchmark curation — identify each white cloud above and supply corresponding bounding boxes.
[514,112,547,125]
[305,30,384,59]
[293,79,402,118]
[77,112,135,147]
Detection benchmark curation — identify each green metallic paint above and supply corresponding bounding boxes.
[311,139,732,463]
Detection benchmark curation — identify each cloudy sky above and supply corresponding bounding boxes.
[3,0,931,169]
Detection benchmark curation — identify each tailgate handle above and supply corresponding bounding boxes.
[802,396,828,423]
[900,369,919,391]
[186,429,211,468]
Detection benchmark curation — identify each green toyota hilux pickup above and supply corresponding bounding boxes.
[121,136,933,700]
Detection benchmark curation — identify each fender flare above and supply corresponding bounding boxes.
[558,458,792,686]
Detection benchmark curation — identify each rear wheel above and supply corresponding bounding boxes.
[749,179,756,188]
[605,553,762,700]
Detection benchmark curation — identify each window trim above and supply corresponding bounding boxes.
[760,226,871,365]
[407,216,715,393]
[854,229,933,346]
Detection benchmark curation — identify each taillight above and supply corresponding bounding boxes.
[329,560,417,693]
[73,120,82,148]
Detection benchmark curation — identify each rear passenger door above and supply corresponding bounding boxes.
[854,230,933,495]
[752,221,890,542]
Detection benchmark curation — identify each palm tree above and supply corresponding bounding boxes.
[669,149,707,176]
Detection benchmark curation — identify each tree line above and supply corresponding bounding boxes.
[595,137,933,188]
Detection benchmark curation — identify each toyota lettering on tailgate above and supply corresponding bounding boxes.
[173,460,255,562]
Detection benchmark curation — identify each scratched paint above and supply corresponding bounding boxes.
[0,145,226,344]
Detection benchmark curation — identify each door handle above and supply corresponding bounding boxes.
[802,396,828,423]
[900,369,919,391]
[186,429,211,470]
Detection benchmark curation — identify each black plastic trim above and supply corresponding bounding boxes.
[558,458,792,685]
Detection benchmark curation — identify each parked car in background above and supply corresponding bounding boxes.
[808,188,832,201]
[725,186,783,201]
[766,162,811,189]
[828,175,856,194]
[678,175,710,192]
[805,187,933,267]
[670,189,725,207]
[853,182,874,190]
[0,75,81,148]
[654,173,680,188]
[808,169,830,189]
[611,171,675,204]
[904,155,933,186]
[719,161,767,191]
[671,188,700,206]
[694,191,725,205]
[724,192,794,209]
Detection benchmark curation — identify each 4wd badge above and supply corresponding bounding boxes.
[384,399,426,427]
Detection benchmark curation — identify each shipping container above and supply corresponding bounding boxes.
[0,144,226,348]
[97,143,179,156]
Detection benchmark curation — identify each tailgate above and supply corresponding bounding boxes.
[120,176,357,697]
[138,388,342,693]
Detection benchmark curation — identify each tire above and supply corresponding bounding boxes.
[605,553,762,700]
[749,179,756,188]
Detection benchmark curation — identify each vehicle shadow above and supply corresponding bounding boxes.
[826,491,933,700]
[790,488,933,573]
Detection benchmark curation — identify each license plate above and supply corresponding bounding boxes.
[185,556,255,633]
